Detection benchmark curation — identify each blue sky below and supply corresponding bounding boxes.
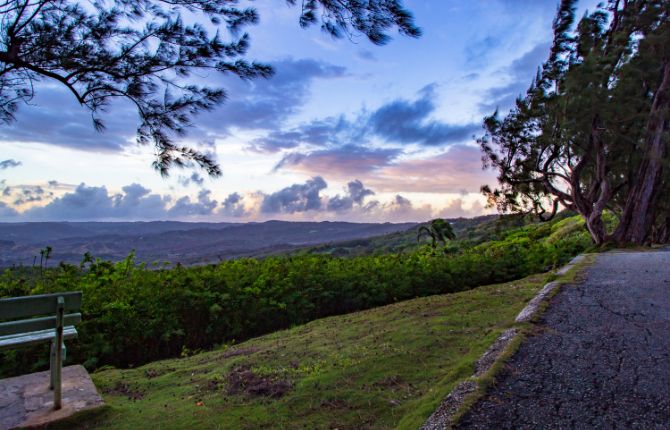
[0,0,600,222]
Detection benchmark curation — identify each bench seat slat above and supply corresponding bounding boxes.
[0,326,77,351]
[0,313,82,336]
[0,292,82,320]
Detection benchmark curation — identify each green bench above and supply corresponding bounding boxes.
[0,292,82,410]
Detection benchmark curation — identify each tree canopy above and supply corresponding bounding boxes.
[0,0,420,175]
[417,218,456,249]
[480,0,669,245]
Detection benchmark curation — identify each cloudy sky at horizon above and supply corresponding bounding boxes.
[0,0,600,223]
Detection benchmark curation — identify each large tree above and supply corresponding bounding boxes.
[0,0,420,175]
[480,0,669,245]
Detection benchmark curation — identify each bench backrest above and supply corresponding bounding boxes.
[0,292,82,336]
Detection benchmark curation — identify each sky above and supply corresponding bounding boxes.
[0,0,600,223]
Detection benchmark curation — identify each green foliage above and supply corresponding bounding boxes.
[0,216,592,377]
[417,218,456,250]
[56,273,549,430]
[480,0,670,245]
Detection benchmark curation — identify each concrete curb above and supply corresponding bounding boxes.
[515,255,585,323]
[421,255,586,430]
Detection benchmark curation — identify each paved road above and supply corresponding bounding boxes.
[457,250,670,429]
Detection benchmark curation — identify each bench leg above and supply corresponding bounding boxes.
[54,296,64,410]
[49,341,67,390]
[50,341,55,390]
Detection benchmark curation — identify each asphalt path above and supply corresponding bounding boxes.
[457,250,670,429]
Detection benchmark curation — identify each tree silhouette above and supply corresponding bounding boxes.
[480,0,669,245]
[0,1,420,176]
[417,219,456,249]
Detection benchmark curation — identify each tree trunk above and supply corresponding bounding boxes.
[653,215,670,244]
[613,61,670,245]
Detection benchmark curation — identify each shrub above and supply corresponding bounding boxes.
[0,216,591,376]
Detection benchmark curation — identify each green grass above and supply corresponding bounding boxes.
[59,273,550,430]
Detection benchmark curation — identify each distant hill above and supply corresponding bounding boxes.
[0,221,417,267]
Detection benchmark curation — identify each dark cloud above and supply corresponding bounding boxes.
[0,179,9,197]
[23,183,117,220]
[219,192,248,217]
[112,184,170,219]
[327,180,375,212]
[178,172,205,187]
[255,84,478,155]
[274,145,400,178]
[13,185,53,205]
[15,183,174,220]
[368,84,479,146]
[260,176,327,214]
[168,190,217,217]
[392,194,411,208]
[0,159,22,169]
[479,42,550,113]
[250,116,360,153]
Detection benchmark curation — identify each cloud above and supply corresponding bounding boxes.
[359,194,434,223]
[0,159,22,170]
[479,42,551,113]
[367,144,496,193]
[168,190,218,217]
[112,183,171,219]
[436,198,486,219]
[23,183,117,220]
[260,176,327,214]
[368,84,479,146]
[0,177,489,223]
[12,185,53,205]
[327,180,375,212]
[178,172,205,187]
[255,84,479,156]
[219,192,248,217]
[249,116,358,153]
[275,145,401,178]
[257,84,480,181]
[9,183,183,221]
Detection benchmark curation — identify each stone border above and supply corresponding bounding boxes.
[421,255,586,430]
[515,255,584,323]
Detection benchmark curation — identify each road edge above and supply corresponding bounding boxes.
[420,254,593,430]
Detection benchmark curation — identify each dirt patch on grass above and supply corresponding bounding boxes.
[320,398,351,410]
[102,381,145,401]
[144,367,175,379]
[372,375,404,390]
[221,346,261,359]
[226,366,291,398]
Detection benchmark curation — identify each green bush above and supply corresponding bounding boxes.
[0,216,592,377]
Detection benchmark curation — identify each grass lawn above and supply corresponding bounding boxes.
[59,273,549,430]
